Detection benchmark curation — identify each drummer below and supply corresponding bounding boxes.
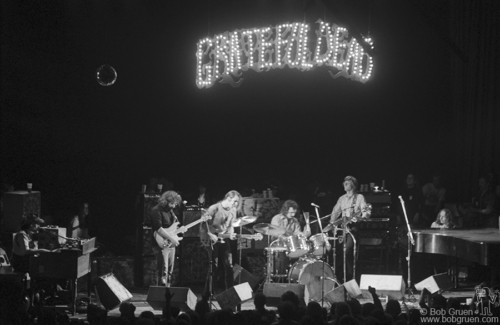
[271,200,311,240]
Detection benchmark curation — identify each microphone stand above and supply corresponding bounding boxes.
[340,214,356,285]
[313,205,326,307]
[398,196,416,302]
[202,220,216,311]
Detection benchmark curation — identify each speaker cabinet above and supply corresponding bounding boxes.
[360,274,406,300]
[146,286,197,311]
[327,279,362,302]
[2,191,41,232]
[182,209,202,237]
[263,283,305,307]
[215,282,253,310]
[233,264,259,290]
[415,272,453,294]
[94,273,133,310]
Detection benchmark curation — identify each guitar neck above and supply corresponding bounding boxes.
[175,218,206,235]
[236,234,259,239]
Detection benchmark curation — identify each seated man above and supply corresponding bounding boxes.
[12,214,60,274]
[461,176,498,228]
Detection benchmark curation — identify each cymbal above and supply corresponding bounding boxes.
[253,223,285,236]
[231,216,258,227]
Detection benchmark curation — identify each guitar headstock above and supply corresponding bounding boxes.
[201,215,212,222]
[253,233,263,241]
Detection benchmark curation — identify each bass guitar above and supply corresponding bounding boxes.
[200,231,263,248]
[154,214,212,249]
[322,203,372,232]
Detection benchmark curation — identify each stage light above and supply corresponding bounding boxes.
[96,64,117,86]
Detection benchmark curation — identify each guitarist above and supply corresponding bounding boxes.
[149,191,186,286]
[200,190,242,296]
[324,176,371,281]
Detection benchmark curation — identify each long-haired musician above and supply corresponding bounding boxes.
[149,190,186,286]
[200,190,242,295]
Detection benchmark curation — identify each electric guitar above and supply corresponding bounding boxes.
[200,230,263,248]
[332,203,372,227]
[323,203,372,232]
[154,215,212,249]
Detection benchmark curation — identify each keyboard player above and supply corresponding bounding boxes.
[12,214,61,274]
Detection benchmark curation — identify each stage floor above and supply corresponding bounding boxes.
[65,282,477,321]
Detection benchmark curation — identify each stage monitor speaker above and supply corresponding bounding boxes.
[414,272,453,294]
[360,274,406,300]
[327,279,362,302]
[215,282,253,310]
[263,283,305,307]
[94,273,133,311]
[233,264,259,290]
[147,286,197,311]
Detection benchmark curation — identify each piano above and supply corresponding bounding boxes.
[413,228,500,266]
[412,228,500,286]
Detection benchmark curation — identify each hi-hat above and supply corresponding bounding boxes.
[253,223,285,236]
[231,216,258,227]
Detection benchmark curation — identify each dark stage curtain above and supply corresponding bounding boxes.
[450,1,500,199]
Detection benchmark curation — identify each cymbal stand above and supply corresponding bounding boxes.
[398,196,416,302]
[255,235,272,293]
[205,243,217,310]
[313,206,327,307]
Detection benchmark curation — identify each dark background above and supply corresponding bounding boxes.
[1,0,497,254]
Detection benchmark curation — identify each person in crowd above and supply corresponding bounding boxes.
[201,190,242,296]
[421,173,446,227]
[280,290,306,322]
[273,301,298,325]
[397,173,424,225]
[329,302,352,325]
[323,176,371,282]
[304,301,327,325]
[189,183,212,209]
[461,175,498,228]
[148,191,187,286]
[384,299,401,321]
[12,214,60,274]
[118,301,136,324]
[254,292,277,324]
[431,208,456,229]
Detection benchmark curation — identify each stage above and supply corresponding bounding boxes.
[64,281,478,321]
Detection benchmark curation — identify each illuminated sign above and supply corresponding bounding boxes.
[196,19,374,88]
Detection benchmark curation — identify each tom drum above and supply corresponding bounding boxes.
[285,235,310,258]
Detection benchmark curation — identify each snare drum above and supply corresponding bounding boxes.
[309,233,331,256]
[288,259,336,303]
[285,235,310,258]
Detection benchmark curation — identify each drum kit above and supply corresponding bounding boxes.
[253,223,340,304]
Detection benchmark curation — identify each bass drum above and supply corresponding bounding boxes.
[288,258,336,303]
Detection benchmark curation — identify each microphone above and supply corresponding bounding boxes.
[311,203,320,208]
